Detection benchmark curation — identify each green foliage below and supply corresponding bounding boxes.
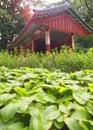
[75,34,93,49]
[0,67,93,129]
[0,48,93,72]
[0,0,24,49]
[70,0,93,25]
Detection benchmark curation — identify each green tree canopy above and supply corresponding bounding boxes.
[70,0,93,49]
[0,0,46,50]
[0,0,23,49]
[71,0,93,26]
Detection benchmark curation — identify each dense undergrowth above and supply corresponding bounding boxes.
[0,67,93,130]
[0,48,93,72]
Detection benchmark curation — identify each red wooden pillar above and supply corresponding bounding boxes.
[45,31,51,52]
[66,35,74,51]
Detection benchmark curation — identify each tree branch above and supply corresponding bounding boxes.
[85,0,91,11]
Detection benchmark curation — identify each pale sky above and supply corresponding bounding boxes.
[45,0,62,3]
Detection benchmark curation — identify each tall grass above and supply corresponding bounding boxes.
[0,48,93,72]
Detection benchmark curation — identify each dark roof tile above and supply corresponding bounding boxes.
[34,4,70,18]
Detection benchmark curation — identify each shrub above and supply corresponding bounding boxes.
[0,48,93,72]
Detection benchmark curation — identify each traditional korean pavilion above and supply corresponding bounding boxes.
[7,3,93,53]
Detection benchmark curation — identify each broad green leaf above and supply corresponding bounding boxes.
[44,121,52,130]
[43,105,60,121]
[30,106,40,116]
[0,94,16,106]
[58,87,67,94]
[58,95,72,102]
[88,120,93,126]
[18,96,35,113]
[71,108,90,121]
[59,102,75,114]
[1,101,21,122]
[81,92,91,101]
[67,84,80,90]
[36,91,56,103]
[67,102,76,111]
[74,102,84,110]
[57,113,68,122]
[7,80,23,87]
[19,73,37,81]
[64,118,83,130]
[6,122,28,130]
[83,70,92,75]
[14,87,28,96]
[79,121,92,130]
[88,83,93,93]
[33,93,46,103]
[59,103,68,114]
[0,116,17,130]
[54,120,64,129]
[86,100,93,115]
[24,80,38,89]
[29,115,45,130]
[70,73,78,80]
[63,79,79,85]
[24,81,31,88]
[0,83,12,93]
[53,86,67,94]
[73,92,87,105]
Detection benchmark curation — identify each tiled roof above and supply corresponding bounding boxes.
[31,4,93,33]
[33,4,70,19]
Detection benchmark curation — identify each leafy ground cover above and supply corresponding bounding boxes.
[0,67,93,130]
